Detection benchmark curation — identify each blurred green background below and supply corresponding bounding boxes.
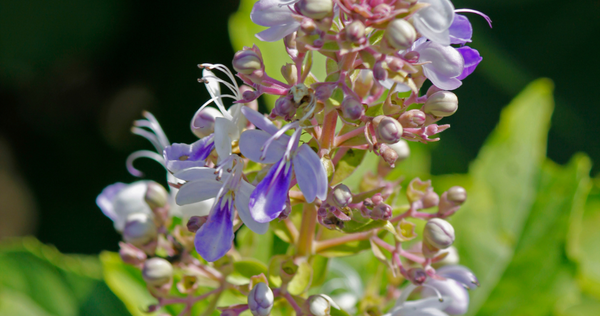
[1,0,600,315]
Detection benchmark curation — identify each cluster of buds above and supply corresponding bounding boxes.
[96,0,490,314]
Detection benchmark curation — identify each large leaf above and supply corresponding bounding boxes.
[0,237,129,316]
[449,79,555,315]
[476,154,591,316]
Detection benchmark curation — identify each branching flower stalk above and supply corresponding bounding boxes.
[97,0,490,315]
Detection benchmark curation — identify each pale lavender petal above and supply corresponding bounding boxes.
[96,182,127,222]
[256,22,301,42]
[194,197,234,262]
[390,297,451,316]
[418,41,464,90]
[214,117,238,159]
[423,279,469,315]
[455,46,482,80]
[293,144,328,202]
[449,14,472,45]
[173,167,218,181]
[239,129,287,164]
[241,107,279,135]
[251,0,296,27]
[176,179,223,205]
[103,181,153,231]
[249,158,292,223]
[164,136,214,173]
[423,67,462,90]
[437,265,479,290]
[235,180,269,234]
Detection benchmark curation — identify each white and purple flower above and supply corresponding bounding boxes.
[239,107,328,223]
[251,0,301,42]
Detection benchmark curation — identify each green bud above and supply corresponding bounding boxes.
[298,0,334,20]
[423,91,458,117]
[233,49,263,75]
[423,218,455,250]
[142,258,173,286]
[281,63,298,86]
[144,181,168,209]
[385,19,416,50]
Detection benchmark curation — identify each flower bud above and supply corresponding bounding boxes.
[388,139,410,162]
[119,242,146,266]
[341,97,364,121]
[422,190,440,209]
[423,218,455,250]
[407,268,427,285]
[233,49,263,75]
[447,186,467,205]
[281,63,298,86]
[331,184,353,208]
[142,257,173,286]
[307,295,331,316]
[345,20,365,43]
[190,107,222,138]
[380,144,399,167]
[297,0,333,20]
[423,91,458,117]
[123,213,157,247]
[385,19,417,50]
[406,178,431,204]
[398,109,426,128]
[271,96,297,120]
[248,282,274,316]
[404,51,420,63]
[373,116,403,144]
[144,182,168,209]
[373,62,387,81]
[187,215,208,233]
[370,203,392,220]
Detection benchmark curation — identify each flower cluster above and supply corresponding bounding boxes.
[97,0,490,314]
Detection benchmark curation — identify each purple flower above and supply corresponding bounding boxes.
[251,0,301,42]
[163,135,215,173]
[239,107,328,223]
[415,40,464,90]
[455,46,482,80]
[173,158,268,262]
[421,265,479,315]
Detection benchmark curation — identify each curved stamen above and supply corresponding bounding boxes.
[202,75,242,100]
[455,9,493,28]
[421,284,444,302]
[126,150,166,177]
[297,96,317,122]
[260,121,301,160]
[139,111,170,148]
[131,127,164,153]
[194,92,237,120]
[199,63,241,93]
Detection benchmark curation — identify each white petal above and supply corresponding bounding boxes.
[294,144,328,202]
[170,188,213,219]
[173,167,217,181]
[256,23,300,42]
[251,0,296,26]
[111,181,153,231]
[214,117,238,159]
[413,0,455,46]
[228,103,247,137]
[239,129,287,164]
[380,79,412,93]
[235,180,269,234]
[241,107,279,135]
[176,179,222,205]
[202,69,226,111]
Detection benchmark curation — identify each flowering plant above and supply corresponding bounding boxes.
[97,0,494,314]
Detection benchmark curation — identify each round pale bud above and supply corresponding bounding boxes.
[423,218,455,249]
[297,0,333,20]
[233,50,263,75]
[398,109,426,128]
[144,182,168,209]
[341,97,364,121]
[281,63,298,86]
[119,242,147,266]
[248,282,274,316]
[422,190,440,209]
[142,257,173,286]
[371,203,392,220]
[272,96,297,120]
[407,268,427,285]
[308,295,331,316]
[191,107,222,138]
[388,140,410,162]
[373,62,387,81]
[385,19,417,50]
[345,20,365,43]
[447,186,467,205]
[331,184,353,208]
[380,144,399,167]
[123,213,157,246]
[423,91,458,117]
[373,116,403,144]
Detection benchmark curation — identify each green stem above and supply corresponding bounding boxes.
[297,203,317,256]
[314,231,373,253]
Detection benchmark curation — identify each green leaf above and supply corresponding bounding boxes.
[0,238,129,316]
[331,149,366,185]
[476,155,592,316]
[235,225,274,264]
[448,79,555,315]
[310,255,329,288]
[287,261,313,295]
[342,151,379,192]
[365,103,384,117]
[227,259,268,285]
[341,209,390,234]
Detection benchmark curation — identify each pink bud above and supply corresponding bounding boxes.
[341,97,364,121]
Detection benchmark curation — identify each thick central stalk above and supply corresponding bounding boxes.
[297,203,317,256]
[320,109,338,156]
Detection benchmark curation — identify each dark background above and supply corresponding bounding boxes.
[0,0,598,254]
